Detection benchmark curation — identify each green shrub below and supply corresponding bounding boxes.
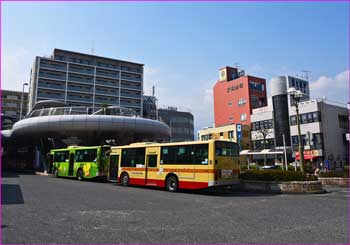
[287,165,300,171]
[240,170,318,181]
[240,165,258,171]
[319,171,349,178]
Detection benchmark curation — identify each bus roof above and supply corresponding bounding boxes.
[50,145,110,152]
[111,139,236,150]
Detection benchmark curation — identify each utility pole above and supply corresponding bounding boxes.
[283,133,288,171]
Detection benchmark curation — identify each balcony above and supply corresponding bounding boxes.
[68,75,94,85]
[121,75,142,82]
[69,65,94,75]
[38,82,66,91]
[37,92,64,100]
[95,79,118,88]
[95,89,118,97]
[120,101,141,108]
[66,95,93,103]
[40,62,67,72]
[39,72,66,81]
[95,97,118,104]
[68,86,93,94]
[96,69,119,79]
[120,83,141,91]
[120,93,141,99]
[120,66,142,74]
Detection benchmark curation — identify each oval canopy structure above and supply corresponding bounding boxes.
[3,114,170,145]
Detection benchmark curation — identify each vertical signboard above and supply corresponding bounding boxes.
[236,124,242,149]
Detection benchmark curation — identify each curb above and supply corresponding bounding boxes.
[35,171,52,176]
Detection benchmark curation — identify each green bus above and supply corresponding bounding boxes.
[50,145,110,180]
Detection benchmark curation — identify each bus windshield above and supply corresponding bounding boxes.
[215,141,238,157]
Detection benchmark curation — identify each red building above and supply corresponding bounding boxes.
[213,66,267,127]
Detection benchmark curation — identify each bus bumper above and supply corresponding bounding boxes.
[208,179,240,187]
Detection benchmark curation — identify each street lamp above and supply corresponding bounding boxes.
[19,82,29,120]
[287,87,305,173]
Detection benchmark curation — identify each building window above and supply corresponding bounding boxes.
[338,115,348,129]
[238,98,246,106]
[249,81,265,92]
[229,116,233,122]
[227,101,233,107]
[290,115,297,126]
[228,131,234,139]
[290,111,322,126]
[240,114,247,121]
[220,132,224,136]
[239,83,243,88]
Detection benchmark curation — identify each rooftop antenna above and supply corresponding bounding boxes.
[233,62,241,69]
[301,70,311,81]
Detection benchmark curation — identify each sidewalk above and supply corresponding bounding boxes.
[35,171,52,176]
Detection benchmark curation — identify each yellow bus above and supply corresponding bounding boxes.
[109,140,240,191]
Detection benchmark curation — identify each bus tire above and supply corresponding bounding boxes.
[77,169,84,181]
[120,173,129,186]
[53,168,59,178]
[166,175,178,192]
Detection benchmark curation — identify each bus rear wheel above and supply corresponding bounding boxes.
[77,169,84,181]
[166,175,178,192]
[120,173,129,186]
[53,168,59,178]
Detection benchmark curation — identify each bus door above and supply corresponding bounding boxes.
[109,155,119,181]
[146,154,158,185]
[145,147,158,185]
[68,153,75,176]
[49,153,54,173]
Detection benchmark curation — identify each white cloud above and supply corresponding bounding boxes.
[310,70,349,102]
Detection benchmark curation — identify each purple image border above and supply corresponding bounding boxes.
[0,0,349,245]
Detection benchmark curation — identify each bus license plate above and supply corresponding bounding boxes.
[221,169,233,178]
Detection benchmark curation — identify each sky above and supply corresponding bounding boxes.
[2,2,349,132]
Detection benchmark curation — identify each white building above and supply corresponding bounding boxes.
[251,98,348,168]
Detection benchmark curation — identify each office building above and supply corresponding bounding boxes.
[213,66,267,127]
[197,124,251,149]
[1,89,28,129]
[28,49,144,116]
[198,124,251,164]
[251,98,348,168]
[143,95,157,120]
[158,106,194,142]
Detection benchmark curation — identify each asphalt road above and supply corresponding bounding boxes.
[2,172,348,244]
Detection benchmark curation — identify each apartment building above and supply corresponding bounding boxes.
[1,90,28,129]
[28,49,144,116]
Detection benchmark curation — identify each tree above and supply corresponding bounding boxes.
[256,128,270,166]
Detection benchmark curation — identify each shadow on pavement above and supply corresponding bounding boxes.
[109,183,278,197]
[1,184,24,205]
[1,171,35,178]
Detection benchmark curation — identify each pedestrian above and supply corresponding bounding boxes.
[324,159,330,172]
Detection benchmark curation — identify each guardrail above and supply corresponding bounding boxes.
[27,106,138,118]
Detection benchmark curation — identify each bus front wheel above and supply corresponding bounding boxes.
[166,175,178,192]
[120,173,129,186]
[77,169,84,181]
[53,168,59,178]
